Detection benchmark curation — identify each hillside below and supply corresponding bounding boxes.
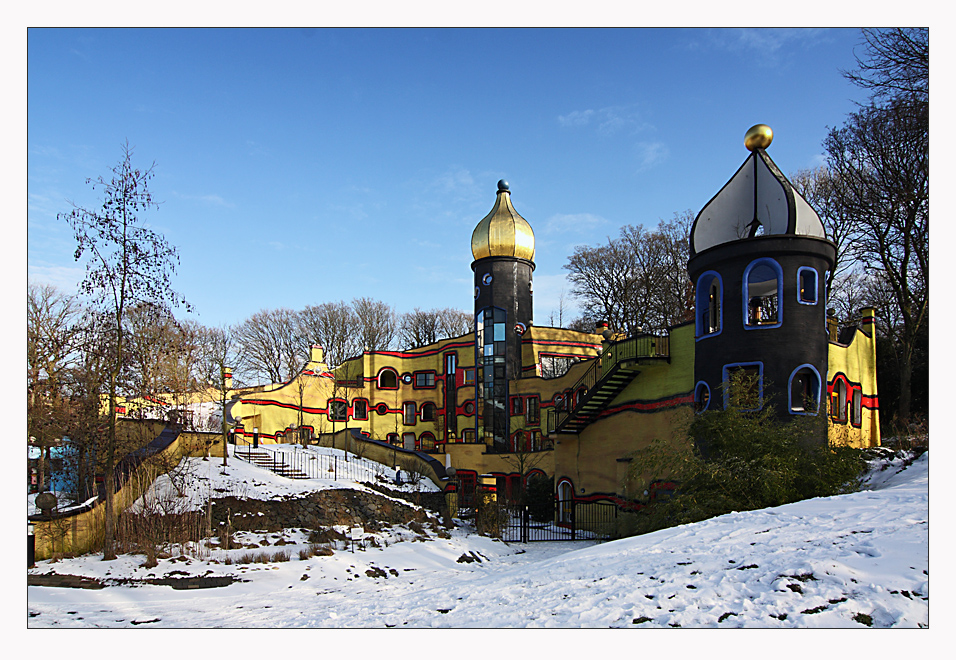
[28,446,928,629]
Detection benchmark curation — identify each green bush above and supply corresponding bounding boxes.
[628,372,866,535]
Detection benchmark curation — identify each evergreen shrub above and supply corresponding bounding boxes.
[628,372,867,535]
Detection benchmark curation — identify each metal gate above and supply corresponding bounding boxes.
[499,498,618,542]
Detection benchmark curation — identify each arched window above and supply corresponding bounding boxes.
[831,379,848,422]
[557,480,574,524]
[694,381,711,413]
[696,271,722,338]
[421,402,437,422]
[377,368,398,389]
[798,267,819,304]
[744,258,782,328]
[510,431,525,453]
[851,388,863,426]
[789,365,821,414]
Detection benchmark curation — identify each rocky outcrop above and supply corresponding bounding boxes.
[210,488,442,533]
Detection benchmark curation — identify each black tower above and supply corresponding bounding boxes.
[471,180,535,452]
[688,126,836,422]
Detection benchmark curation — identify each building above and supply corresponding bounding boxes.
[227,125,880,508]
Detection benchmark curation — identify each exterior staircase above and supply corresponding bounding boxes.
[549,333,670,435]
[234,448,310,479]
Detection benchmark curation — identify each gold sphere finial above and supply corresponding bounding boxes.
[744,124,773,151]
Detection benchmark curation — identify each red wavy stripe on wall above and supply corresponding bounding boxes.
[241,399,327,415]
[523,339,602,349]
[596,394,695,419]
[369,340,474,359]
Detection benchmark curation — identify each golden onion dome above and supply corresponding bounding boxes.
[471,180,535,262]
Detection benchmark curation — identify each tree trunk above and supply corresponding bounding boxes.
[898,351,912,424]
[103,374,118,561]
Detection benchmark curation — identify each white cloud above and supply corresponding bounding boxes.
[557,109,595,127]
[28,262,84,294]
[557,105,651,136]
[699,28,830,64]
[635,141,670,171]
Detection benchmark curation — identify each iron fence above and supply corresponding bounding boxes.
[498,498,618,542]
[233,445,389,483]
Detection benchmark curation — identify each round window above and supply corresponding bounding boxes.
[376,403,388,415]
[464,402,475,415]
[474,286,480,299]
[402,373,412,384]
[482,273,493,285]
[514,322,527,335]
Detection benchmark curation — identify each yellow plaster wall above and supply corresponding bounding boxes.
[551,323,696,499]
[32,425,199,560]
[827,323,880,448]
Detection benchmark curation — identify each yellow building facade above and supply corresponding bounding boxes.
[218,127,880,509]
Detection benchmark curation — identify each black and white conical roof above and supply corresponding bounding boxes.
[690,124,826,257]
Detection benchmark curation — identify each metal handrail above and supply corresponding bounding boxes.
[551,332,670,432]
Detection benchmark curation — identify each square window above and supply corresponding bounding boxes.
[415,371,435,388]
[353,399,368,420]
[724,365,762,410]
[329,400,347,421]
[511,397,524,415]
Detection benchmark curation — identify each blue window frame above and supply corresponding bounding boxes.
[694,381,711,413]
[695,271,723,339]
[743,258,783,329]
[788,364,821,415]
[722,362,764,410]
[797,267,819,305]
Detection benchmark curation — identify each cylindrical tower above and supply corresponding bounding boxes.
[471,179,535,452]
[688,126,836,424]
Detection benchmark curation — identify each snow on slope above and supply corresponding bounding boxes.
[127,444,439,514]
[27,451,928,629]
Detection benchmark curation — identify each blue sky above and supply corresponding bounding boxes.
[28,27,872,329]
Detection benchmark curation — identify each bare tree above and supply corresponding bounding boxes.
[790,167,856,300]
[824,28,928,422]
[564,212,692,335]
[28,284,83,492]
[352,297,397,352]
[197,324,239,465]
[59,141,189,559]
[842,28,928,105]
[235,308,307,385]
[436,307,472,338]
[297,301,361,368]
[399,307,472,349]
[548,289,569,328]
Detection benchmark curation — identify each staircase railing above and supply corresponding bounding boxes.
[549,332,670,433]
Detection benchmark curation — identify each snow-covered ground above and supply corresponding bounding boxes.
[27,447,928,631]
